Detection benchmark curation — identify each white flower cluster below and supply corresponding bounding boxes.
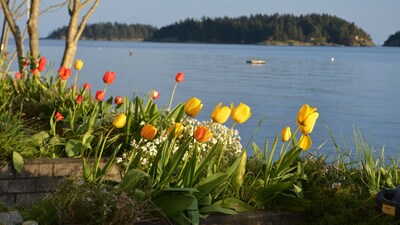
[122,118,243,170]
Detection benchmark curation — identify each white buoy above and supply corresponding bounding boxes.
[331,57,335,62]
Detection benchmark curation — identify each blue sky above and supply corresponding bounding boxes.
[4,0,400,45]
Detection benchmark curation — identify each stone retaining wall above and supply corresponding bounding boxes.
[0,158,120,206]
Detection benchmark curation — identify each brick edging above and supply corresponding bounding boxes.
[0,158,120,206]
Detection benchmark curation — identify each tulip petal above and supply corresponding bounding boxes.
[299,134,312,150]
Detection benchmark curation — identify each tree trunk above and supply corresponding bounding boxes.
[60,0,100,68]
[28,0,40,61]
[61,2,80,68]
[0,0,25,73]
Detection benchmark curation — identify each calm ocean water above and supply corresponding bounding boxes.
[8,40,400,157]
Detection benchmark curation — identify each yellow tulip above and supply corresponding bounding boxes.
[211,102,231,124]
[184,97,203,117]
[141,124,158,140]
[231,103,251,124]
[298,134,312,150]
[194,125,213,143]
[297,104,319,134]
[281,126,292,142]
[168,123,184,138]
[113,113,127,128]
[74,59,84,71]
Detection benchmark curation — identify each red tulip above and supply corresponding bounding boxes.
[58,67,71,80]
[76,95,83,104]
[114,96,123,105]
[23,59,29,67]
[31,68,38,76]
[103,71,116,84]
[175,72,184,83]
[64,68,72,79]
[55,112,64,121]
[95,90,105,101]
[38,57,46,72]
[83,83,91,90]
[58,66,66,76]
[15,72,21,80]
[151,90,160,100]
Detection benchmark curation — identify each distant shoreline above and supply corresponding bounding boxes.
[40,38,378,47]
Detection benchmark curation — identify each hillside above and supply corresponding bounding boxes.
[47,14,375,46]
[383,31,400,47]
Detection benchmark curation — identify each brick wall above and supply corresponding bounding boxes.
[0,158,120,206]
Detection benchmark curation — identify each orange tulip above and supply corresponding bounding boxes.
[141,124,158,140]
[194,126,213,143]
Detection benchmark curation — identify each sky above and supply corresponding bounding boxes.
[2,0,400,45]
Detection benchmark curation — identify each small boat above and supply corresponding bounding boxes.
[246,59,266,64]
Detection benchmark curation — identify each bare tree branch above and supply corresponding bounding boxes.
[79,0,92,9]
[40,0,68,15]
[1,0,19,35]
[75,0,99,42]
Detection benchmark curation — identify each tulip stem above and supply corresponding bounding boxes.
[73,71,79,97]
[168,82,178,111]
[178,142,196,181]
[94,127,114,181]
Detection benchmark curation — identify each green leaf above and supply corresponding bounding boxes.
[194,173,228,200]
[171,213,192,225]
[198,195,212,206]
[82,131,93,146]
[167,103,184,122]
[66,139,84,157]
[29,131,50,145]
[98,144,122,181]
[132,189,146,202]
[225,150,245,177]
[256,182,294,200]
[12,151,24,173]
[82,158,93,182]
[213,197,255,213]
[153,194,196,217]
[119,169,150,191]
[192,142,221,184]
[163,187,199,194]
[199,205,237,215]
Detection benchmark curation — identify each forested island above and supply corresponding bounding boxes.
[383,31,400,47]
[47,13,375,47]
[47,22,157,41]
